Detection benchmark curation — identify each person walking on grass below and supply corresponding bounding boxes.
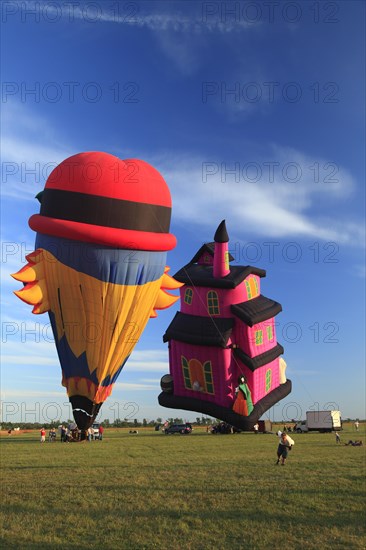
[276,431,294,465]
[335,432,341,444]
[40,427,46,443]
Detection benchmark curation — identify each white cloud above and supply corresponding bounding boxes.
[1,101,364,253]
[1,355,57,366]
[1,103,72,201]
[1,389,65,398]
[123,349,169,373]
[154,148,364,246]
[23,1,255,33]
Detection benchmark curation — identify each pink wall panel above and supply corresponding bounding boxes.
[180,279,257,317]
[246,318,276,357]
[252,358,280,402]
[169,342,233,407]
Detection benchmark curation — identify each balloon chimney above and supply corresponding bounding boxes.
[213,220,230,278]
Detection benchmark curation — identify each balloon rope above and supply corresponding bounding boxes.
[180,264,246,378]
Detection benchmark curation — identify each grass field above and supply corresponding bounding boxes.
[1,424,365,549]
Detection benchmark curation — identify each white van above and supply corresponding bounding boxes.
[91,422,100,439]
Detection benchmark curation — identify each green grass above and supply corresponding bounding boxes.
[1,425,365,549]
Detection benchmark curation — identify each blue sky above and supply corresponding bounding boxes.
[1,0,365,424]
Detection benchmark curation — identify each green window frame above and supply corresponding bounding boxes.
[245,277,259,300]
[245,280,252,299]
[181,356,192,389]
[266,325,273,341]
[207,290,220,315]
[181,357,215,395]
[255,330,263,346]
[265,369,272,393]
[184,288,193,305]
[203,361,215,395]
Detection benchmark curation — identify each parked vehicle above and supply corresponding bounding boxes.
[294,410,342,433]
[91,422,100,439]
[258,420,273,433]
[165,423,192,434]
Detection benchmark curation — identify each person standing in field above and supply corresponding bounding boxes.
[276,431,294,465]
[40,427,46,443]
[253,423,259,434]
[98,425,104,441]
[354,420,359,431]
[335,432,341,444]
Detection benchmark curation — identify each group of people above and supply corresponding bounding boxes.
[40,424,104,442]
[60,425,79,442]
[211,422,234,434]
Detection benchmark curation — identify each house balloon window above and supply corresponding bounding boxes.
[245,276,259,300]
[255,330,263,346]
[207,290,220,315]
[265,369,272,393]
[184,288,193,305]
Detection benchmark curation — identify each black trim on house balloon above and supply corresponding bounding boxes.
[163,312,234,347]
[231,295,282,327]
[174,264,266,288]
[233,343,284,371]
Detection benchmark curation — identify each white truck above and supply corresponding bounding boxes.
[91,422,101,439]
[295,410,342,433]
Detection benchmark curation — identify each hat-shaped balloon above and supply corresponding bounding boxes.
[29,151,176,250]
[13,152,182,438]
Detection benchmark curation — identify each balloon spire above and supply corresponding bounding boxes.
[213,220,230,277]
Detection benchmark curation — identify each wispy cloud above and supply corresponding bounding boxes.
[1,102,71,201]
[1,389,65,399]
[154,148,364,246]
[23,1,256,33]
[2,102,364,247]
[123,350,169,373]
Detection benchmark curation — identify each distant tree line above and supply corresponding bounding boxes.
[1,416,215,430]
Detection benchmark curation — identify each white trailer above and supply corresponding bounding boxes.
[295,411,342,433]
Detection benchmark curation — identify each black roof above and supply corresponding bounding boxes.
[189,242,235,264]
[174,264,266,289]
[233,343,284,371]
[231,295,282,327]
[163,312,234,348]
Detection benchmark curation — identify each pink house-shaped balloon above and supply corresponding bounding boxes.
[159,221,292,430]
